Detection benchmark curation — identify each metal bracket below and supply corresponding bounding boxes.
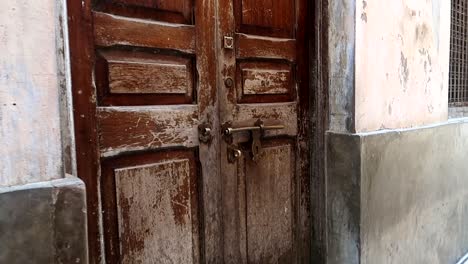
[198,123,212,144]
[224,36,234,50]
[221,119,284,163]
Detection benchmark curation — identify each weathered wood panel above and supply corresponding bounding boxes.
[100,150,201,263]
[95,50,195,106]
[110,0,192,15]
[238,140,295,263]
[93,11,196,53]
[242,69,289,95]
[115,159,199,263]
[97,105,199,157]
[100,50,193,95]
[236,33,296,62]
[234,0,294,38]
[234,102,298,137]
[95,0,194,24]
[236,61,293,103]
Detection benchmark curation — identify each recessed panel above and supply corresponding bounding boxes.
[235,0,295,38]
[97,105,199,157]
[238,140,295,263]
[115,160,195,263]
[96,50,195,106]
[96,0,194,24]
[236,61,294,103]
[100,150,201,263]
[107,56,192,95]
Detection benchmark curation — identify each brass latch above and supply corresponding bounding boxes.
[222,119,284,163]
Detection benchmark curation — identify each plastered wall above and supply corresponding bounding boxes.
[0,1,67,186]
[329,0,451,132]
[328,0,356,133]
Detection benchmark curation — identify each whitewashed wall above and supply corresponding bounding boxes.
[329,0,451,133]
[0,1,69,186]
[355,0,451,132]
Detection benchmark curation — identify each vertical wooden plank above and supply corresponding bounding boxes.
[66,0,102,263]
[195,0,223,262]
[217,0,240,262]
[115,159,199,263]
[242,142,295,263]
[295,0,312,262]
[310,0,330,263]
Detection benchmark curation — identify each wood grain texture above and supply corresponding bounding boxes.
[236,61,294,103]
[68,0,318,262]
[93,11,196,53]
[236,33,296,62]
[66,0,103,262]
[110,0,192,18]
[309,0,329,262]
[100,150,201,263]
[95,0,194,24]
[234,102,298,137]
[95,50,195,106]
[115,159,199,263]
[234,0,295,38]
[238,140,295,263]
[218,0,311,263]
[193,0,224,262]
[97,105,199,157]
[101,50,193,95]
[242,69,289,95]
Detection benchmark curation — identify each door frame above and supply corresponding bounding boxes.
[65,0,329,263]
[309,0,329,263]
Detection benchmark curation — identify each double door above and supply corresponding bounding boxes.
[68,0,310,263]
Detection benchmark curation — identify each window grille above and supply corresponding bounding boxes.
[449,0,468,105]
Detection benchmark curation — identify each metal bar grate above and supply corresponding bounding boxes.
[449,0,468,105]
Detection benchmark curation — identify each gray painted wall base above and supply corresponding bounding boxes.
[327,119,468,264]
[0,178,88,264]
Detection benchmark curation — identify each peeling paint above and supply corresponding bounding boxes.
[355,0,450,132]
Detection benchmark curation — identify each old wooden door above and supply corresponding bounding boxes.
[217,0,310,263]
[68,0,310,263]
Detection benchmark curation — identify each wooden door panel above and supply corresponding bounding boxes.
[93,12,196,53]
[95,0,194,24]
[234,0,294,38]
[101,150,201,263]
[238,140,295,263]
[97,105,199,156]
[68,0,222,262]
[95,50,195,105]
[218,0,310,262]
[236,61,294,103]
[70,0,308,261]
[236,34,296,62]
[234,103,298,137]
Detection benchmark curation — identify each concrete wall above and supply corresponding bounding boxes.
[0,178,88,263]
[327,120,468,264]
[326,1,468,263]
[328,0,356,133]
[0,0,71,186]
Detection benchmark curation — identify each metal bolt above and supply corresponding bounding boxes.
[224,77,234,88]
